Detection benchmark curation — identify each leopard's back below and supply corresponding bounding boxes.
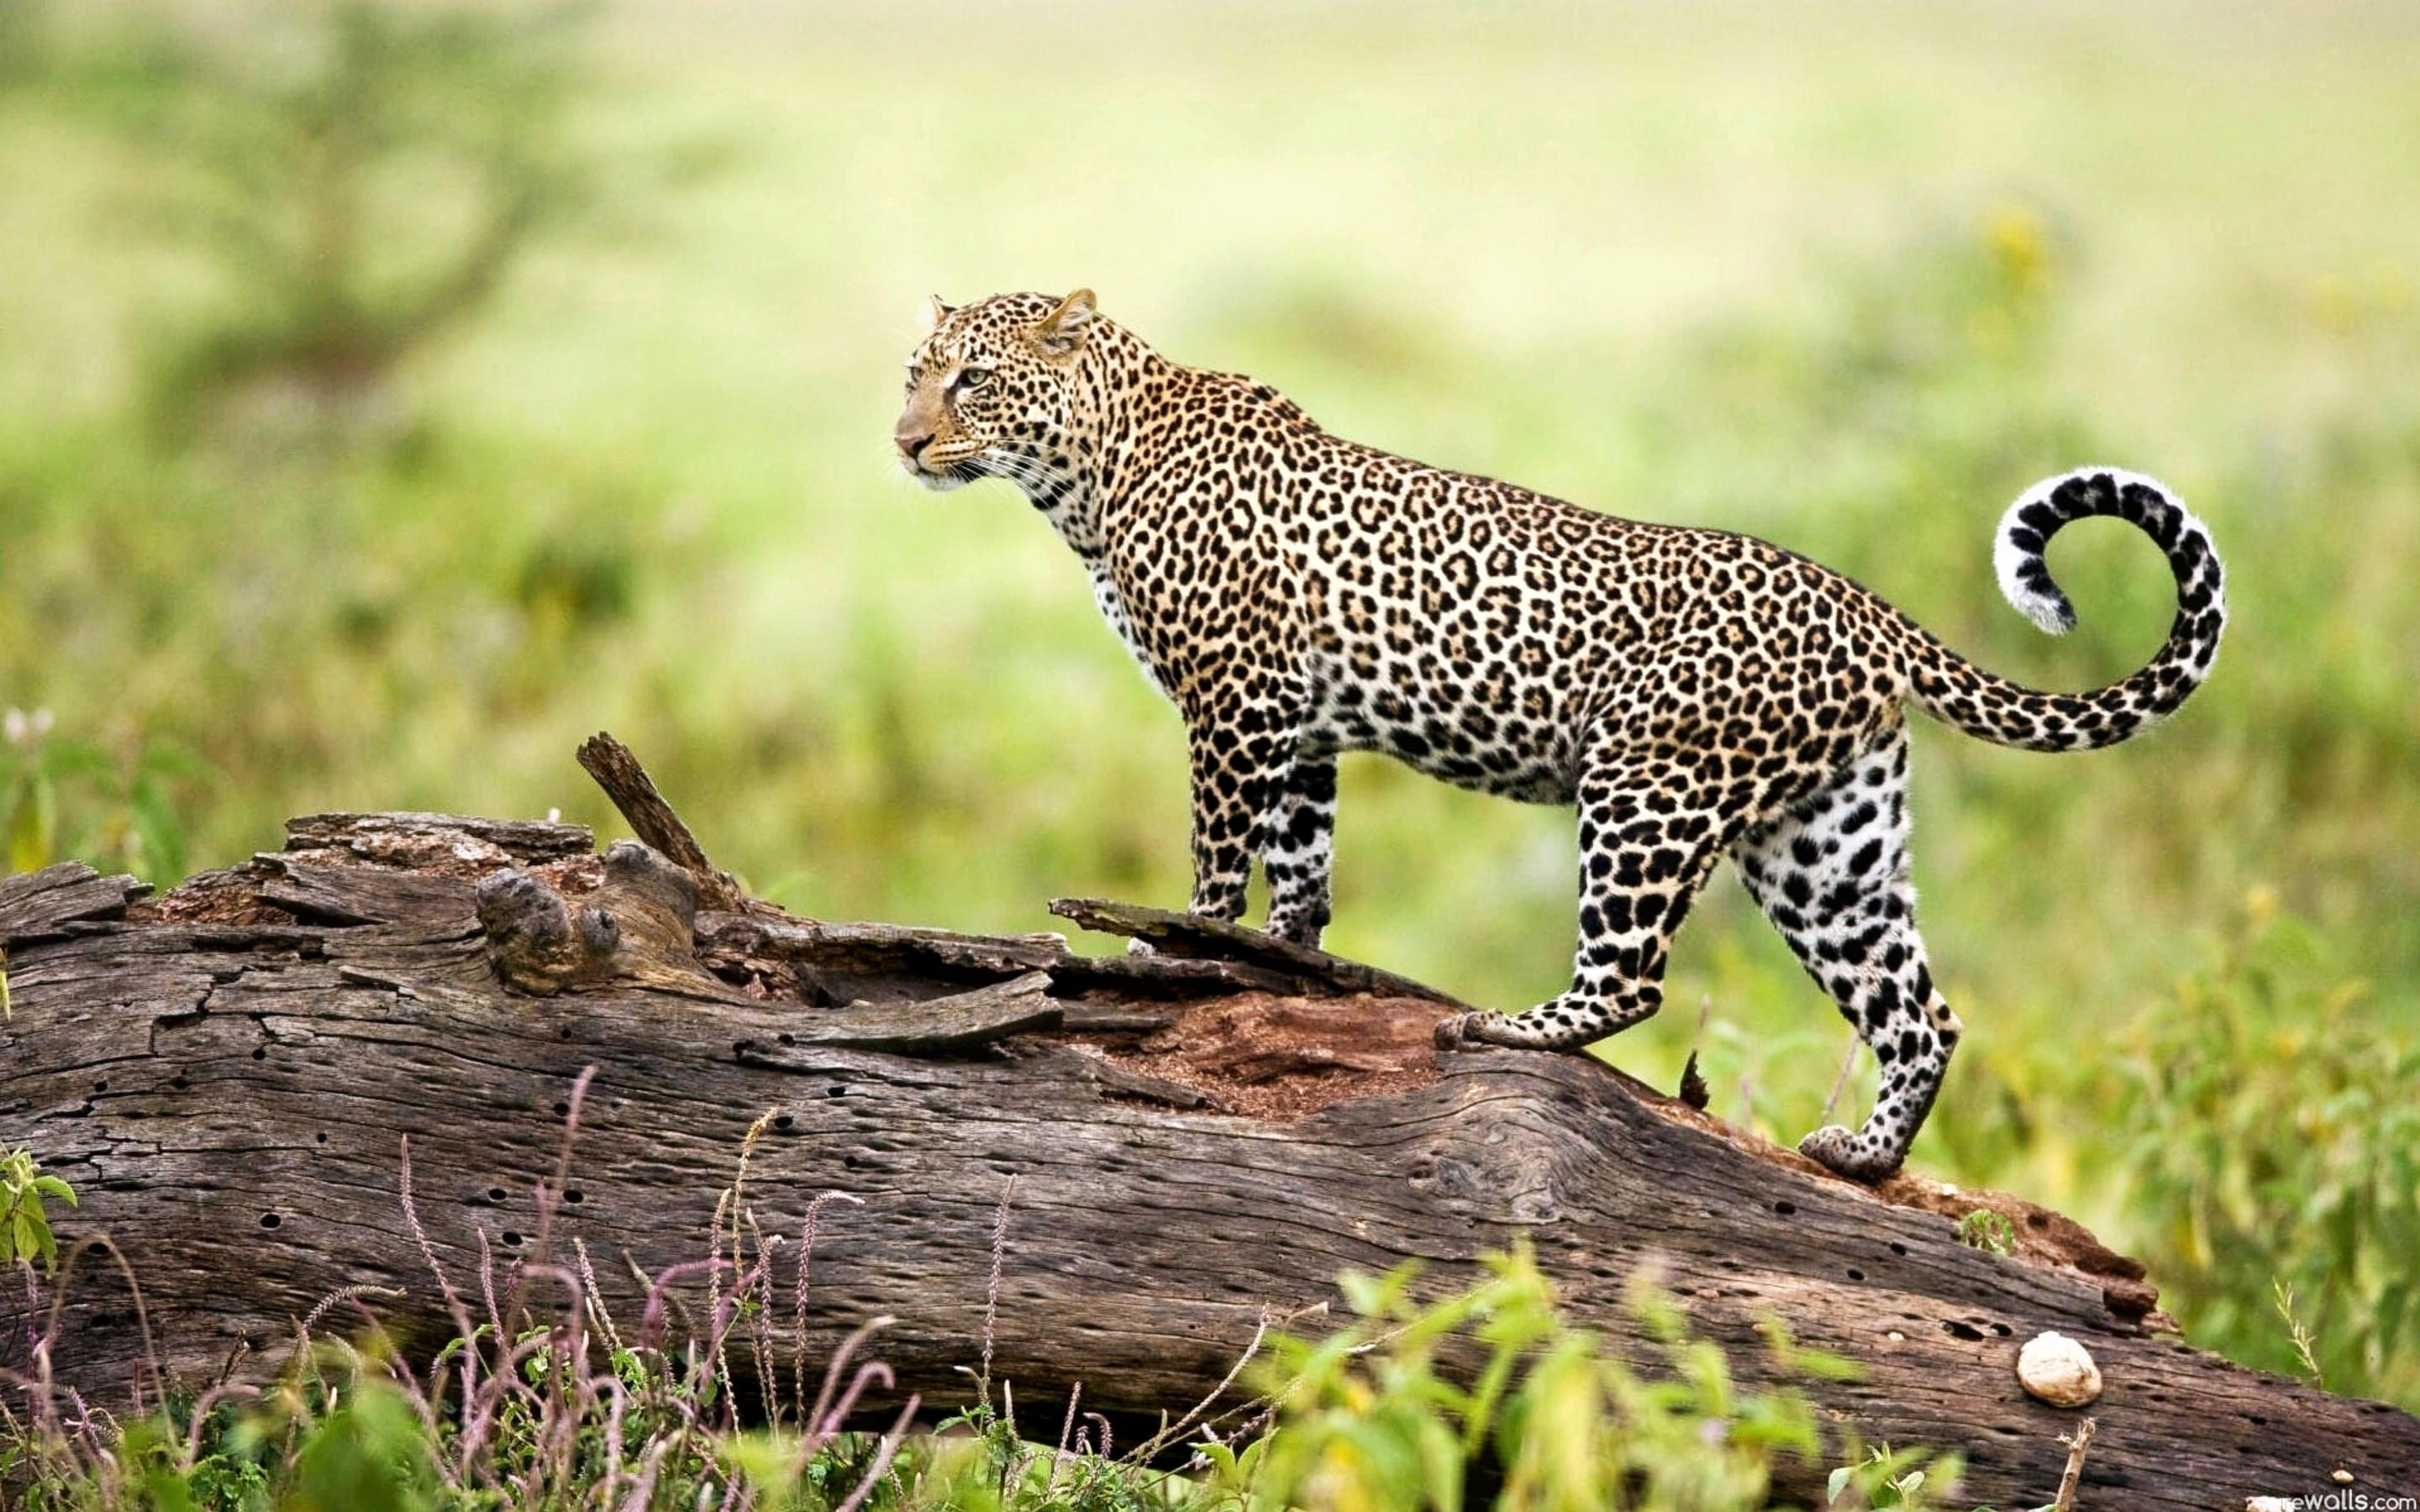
[1100,398,1903,806]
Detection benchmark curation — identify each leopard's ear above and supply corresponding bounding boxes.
[1033,288,1097,356]
[924,294,952,330]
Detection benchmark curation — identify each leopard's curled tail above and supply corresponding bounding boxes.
[1901,467,2226,752]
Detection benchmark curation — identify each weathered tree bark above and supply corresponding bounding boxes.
[3,743,2414,1509]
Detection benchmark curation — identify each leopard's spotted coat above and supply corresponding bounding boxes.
[893,290,2226,1181]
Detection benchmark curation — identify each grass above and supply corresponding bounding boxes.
[0,0,2414,1413]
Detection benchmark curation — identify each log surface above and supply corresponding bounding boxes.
[3,822,2415,1509]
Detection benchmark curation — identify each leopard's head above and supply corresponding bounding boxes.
[894,289,1097,493]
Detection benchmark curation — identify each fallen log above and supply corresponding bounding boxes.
[2,740,2414,1509]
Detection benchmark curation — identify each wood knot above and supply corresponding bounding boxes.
[476,841,717,995]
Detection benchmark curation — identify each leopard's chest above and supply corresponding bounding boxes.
[1087,562,1165,696]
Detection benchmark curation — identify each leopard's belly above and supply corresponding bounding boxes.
[1299,648,1584,805]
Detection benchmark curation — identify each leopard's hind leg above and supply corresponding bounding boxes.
[1261,746,1338,947]
[1733,727,1962,1182]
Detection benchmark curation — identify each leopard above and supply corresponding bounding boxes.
[892,288,2225,1182]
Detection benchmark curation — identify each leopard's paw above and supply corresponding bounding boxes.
[1797,1125,1901,1184]
[1434,1011,1508,1050]
[1434,1011,1480,1050]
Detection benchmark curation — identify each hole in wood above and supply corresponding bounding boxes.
[1774,1200,1796,1215]
[502,1231,523,1247]
[260,1213,281,1229]
[1847,1268,1865,1281]
[565,1189,583,1205]
[489,1187,508,1202]
[1991,1322,2012,1336]
[92,1079,108,1092]
[1944,1320,1984,1341]
[774,1114,797,1131]
[553,1100,571,1116]
[315,1132,328,1144]
[1888,1241,1907,1256]
[778,1032,797,1046]
[251,1048,267,1061]
[826,1086,845,1099]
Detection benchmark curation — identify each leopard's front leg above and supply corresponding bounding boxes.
[1182,705,1304,925]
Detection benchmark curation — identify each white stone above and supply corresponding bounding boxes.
[2016,1331,2102,1407]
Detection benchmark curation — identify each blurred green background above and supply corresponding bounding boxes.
[3,1,2415,1404]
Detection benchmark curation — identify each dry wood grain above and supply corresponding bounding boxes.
[3,822,2414,1509]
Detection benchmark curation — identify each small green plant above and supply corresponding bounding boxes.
[2,710,208,884]
[1,1147,77,1273]
[2270,1278,2326,1389]
[1956,1211,2016,1257]
[1211,1243,1954,1512]
[2102,897,2420,1404]
[1827,1443,1957,1509]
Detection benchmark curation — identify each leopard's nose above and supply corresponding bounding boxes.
[894,429,930,463]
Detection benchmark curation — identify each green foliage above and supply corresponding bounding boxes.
[25,0,596,434]
[1218,1245,1944,1512]
[282,1378,444,1512]
[724,1404,1197,1512]
[1954,1213,2014,1258]
[2,711,208,884]
[1933,895,2420,1404]
[0,1,49,88]
[2103,900,2420,1400]
[0,1147,78,1273]
[5,1242,1964,1512]
[1824,1444,1982,1512]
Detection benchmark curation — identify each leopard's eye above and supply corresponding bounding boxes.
[955,366,992,391]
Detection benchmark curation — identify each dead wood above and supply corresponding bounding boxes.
[1,739,2414,1509]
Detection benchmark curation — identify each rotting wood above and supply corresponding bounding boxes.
[0,862,150,940]
[734,973,1064,1058]
[476,840,723,997]
[1048,895,1476,1010]
[2,745,2415,1509]
[576,732,749,912]
[284,810,595,867]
